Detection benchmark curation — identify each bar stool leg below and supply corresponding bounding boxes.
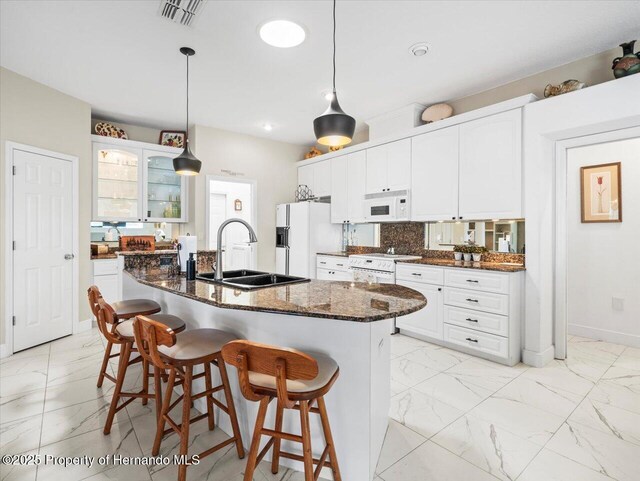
[104,341,131,435]
[317,396,342,481]
[243,396,271,481]
[142,358,150,406]
[271,401,284,474]
[217,355,245,459]
[204,362,215,431]
[299,401,314,481]
[153,368,176,456]
[178,366,193,481]
[153,366,163,421]
[97,341,113,388]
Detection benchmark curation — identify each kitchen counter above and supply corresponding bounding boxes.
[123,267,426,481]
[126,268,426,322]
[399,257,526,272]
[317,251,349,257]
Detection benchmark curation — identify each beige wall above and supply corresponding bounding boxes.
[0,67,92,346]
[188,125,306,272]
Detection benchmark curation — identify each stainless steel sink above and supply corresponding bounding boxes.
[196,269,268,281]
[196,271,309,290]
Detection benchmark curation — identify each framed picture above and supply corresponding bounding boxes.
[580,162,622,223]
[159,130,186,148]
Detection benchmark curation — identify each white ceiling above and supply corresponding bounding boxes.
[2,1,639,145]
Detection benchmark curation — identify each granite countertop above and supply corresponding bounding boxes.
[398,257,526,272]
[91,249,217,260]
[317,251,349,257]
[126,269,426,322]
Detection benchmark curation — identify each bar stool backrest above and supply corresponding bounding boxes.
[221,340,319,406]
[94,295,123,344]
[87,285,102,319]
[133,315,177,371]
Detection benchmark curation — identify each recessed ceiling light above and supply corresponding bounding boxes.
[259,20,306,48]
[263,123,273,131]
[409,42,430,57]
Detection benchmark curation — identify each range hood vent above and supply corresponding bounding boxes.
[158,0,206,27]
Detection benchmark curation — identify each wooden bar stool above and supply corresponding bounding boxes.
[93,294,186,435]
[87,286,163,388]
[133,315,245,481]
[221,340,341,481]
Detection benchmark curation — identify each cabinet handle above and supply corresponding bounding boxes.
[465,318,478,323]
[459,216,463,220]
[320,262,327,265]
[465,298,479,303]
[411,272,422,276]
[451,216,456,220]
[438,288,442,292]
[466,279,479,283]
[465,337,478,343]
[337,263,344,267]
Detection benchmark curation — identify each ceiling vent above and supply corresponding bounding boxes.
[158,0,206,27]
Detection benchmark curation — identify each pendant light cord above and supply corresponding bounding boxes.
[332,0,336,93]
[185,53,190,142]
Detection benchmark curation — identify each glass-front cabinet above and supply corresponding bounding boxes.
[92,137,187,223]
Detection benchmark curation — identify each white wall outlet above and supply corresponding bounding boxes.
[612,297,624,311]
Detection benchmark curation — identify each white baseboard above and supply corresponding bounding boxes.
[0,343,10,359]
[569,324,640,349]
[522,345,555,367]
[75,318,93,334]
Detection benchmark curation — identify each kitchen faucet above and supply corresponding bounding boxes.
[214,218,258,281]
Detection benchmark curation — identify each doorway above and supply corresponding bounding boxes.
[205,176,257,271]
[5,143,79,353]
[554,127,640,358]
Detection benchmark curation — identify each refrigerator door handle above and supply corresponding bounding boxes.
[285,246,290,275]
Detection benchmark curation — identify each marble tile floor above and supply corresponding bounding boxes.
[1,329,638,481]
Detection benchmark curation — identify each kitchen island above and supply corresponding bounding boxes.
[123,268,425,481]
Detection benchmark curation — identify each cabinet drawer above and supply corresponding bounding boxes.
[443,324,508,359]
[443,305,508,337]
[396,264,444,285]
[444,269,509,294]
[444,288,508,316]
[93,259,118,276]
[316,255,349,272]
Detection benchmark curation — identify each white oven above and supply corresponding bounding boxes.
[363,190,410,222]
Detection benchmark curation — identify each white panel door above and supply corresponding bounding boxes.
[411,127,460,221]
[347,151,367,223]
[13,149,74,351]
[386,138,411,191]
[313,161,331,197]
[458,109,522,219]
[396,280,443,340]
[365,144,388,194]
[330,156,348,223]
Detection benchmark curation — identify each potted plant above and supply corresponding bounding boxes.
[453,245,464,261]
[472,245,488,262]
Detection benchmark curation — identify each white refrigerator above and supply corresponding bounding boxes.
[275,202,342,278]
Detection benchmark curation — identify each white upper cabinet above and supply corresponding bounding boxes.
[330,150,366,224]
[458,109,522,219]
[297,161,331,198]
[92,137,186,223]
[365,138,411,194]
[411,126,460,221]
[297,164,314,193]
[313,161,332,197]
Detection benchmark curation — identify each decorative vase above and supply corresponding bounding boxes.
[463,253,472,262]
[612,41,640,78]
[454,252,463,261]
[543,79,586,97]
[472,253,482,262]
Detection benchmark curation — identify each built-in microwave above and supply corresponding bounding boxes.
[363,190,410,222]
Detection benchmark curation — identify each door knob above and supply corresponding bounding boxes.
[64,254,75,260]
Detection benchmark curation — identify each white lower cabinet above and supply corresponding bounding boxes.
[316,255,353,281]
[395,279,443,340]
[92,259,120,318]
[396,263,523,366]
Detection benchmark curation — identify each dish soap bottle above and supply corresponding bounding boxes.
[186,252,196,281]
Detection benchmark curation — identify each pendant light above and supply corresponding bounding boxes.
[173,47,201,176]
[313,0,355,147]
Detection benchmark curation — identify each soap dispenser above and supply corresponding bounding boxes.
[186,252,196,281]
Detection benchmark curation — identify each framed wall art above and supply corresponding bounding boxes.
[580,162,622,223]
